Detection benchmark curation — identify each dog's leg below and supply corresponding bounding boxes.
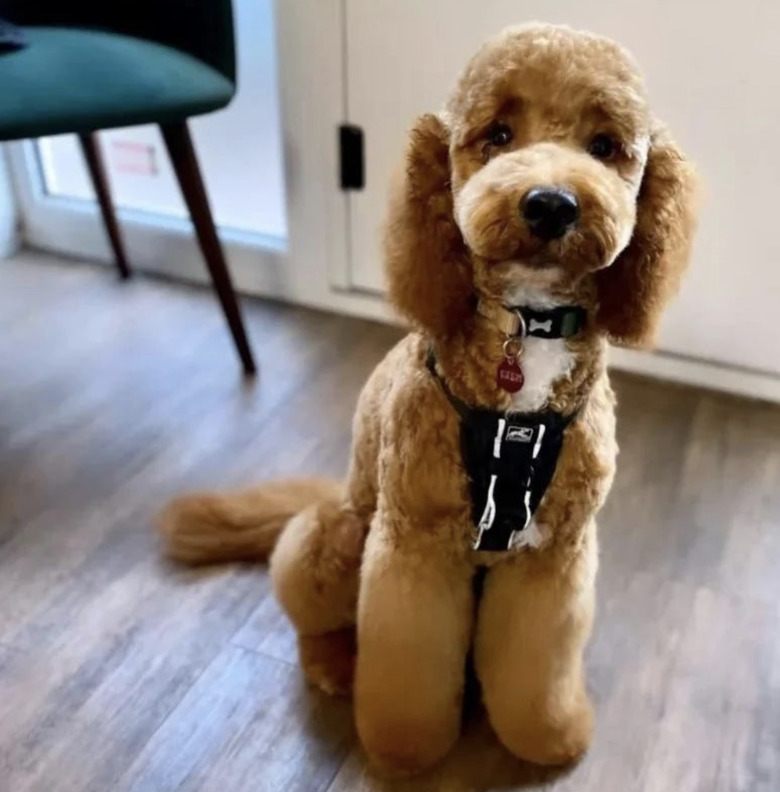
[270,499,367,696]
[270,398,380,696]
[354,525,474,777]
[474,526,598,765]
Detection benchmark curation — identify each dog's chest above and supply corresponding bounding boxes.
[509,336,575,412]
[493,291,577,549]
[463,335,576,553]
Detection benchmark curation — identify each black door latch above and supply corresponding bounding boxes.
[339,124,364,190]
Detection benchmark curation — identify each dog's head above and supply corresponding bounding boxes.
[385,24,699,347]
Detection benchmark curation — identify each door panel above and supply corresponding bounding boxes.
[346,0,780,373]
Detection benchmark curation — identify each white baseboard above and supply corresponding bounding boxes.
[609,347,780,404]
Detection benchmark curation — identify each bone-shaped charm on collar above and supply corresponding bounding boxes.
[528,318,553,334]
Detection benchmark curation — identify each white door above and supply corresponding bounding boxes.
[345,0,780,377]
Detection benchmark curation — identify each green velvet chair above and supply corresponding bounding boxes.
[0,0,256,374]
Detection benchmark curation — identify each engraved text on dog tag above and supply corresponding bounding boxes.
[497,356,524,393]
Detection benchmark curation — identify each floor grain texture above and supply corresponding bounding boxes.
[1,252,779,792]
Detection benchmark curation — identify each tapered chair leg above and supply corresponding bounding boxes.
[160,121,256,376]
[78,133,131,280]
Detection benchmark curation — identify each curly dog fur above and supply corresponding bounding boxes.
[160,23,698,776]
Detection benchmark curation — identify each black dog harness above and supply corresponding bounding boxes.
[426,302,585,552]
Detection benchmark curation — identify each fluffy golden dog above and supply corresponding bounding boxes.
[161,23,698,777]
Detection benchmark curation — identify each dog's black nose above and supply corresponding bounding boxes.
[521,187,580,241]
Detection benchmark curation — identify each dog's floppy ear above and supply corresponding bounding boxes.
[384,114,474,339]
[595,123,699,348]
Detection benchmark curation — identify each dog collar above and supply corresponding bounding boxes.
[477,299,587,340]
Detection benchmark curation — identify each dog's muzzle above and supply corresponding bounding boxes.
[521,186,579,241]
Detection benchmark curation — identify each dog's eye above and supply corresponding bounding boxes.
[588,134,618,160]
[487,122,513,147]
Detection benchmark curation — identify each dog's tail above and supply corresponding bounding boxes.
[159,478,343,565]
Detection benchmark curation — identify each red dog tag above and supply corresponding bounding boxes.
[497,357,524,393]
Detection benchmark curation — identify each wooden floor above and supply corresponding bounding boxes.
[1,252,779,792]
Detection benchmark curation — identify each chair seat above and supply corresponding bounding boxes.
[0,27,235,141]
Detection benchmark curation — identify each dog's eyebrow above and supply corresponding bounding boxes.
[459,96,524,146]
[587,92,646,135]
[495,96,523,119]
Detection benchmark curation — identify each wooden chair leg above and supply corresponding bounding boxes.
[78,133,131,280]
[159,121,256,376]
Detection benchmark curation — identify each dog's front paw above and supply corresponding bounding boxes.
[357,713,459,778]
[492,695,594,766]
[362,733,452,778]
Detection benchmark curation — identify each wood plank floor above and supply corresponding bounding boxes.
[1,252,779,792]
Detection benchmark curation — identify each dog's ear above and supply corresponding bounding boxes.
[595,123,699,348]
[384,114,474,339]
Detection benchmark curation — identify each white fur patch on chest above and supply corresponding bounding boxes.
[502,281,576,414]
[510,335,575,412]
[508,518,546,549]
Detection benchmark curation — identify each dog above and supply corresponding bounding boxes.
[161,23,698,777]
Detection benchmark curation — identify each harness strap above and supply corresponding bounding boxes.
[425,346,583,551]
[426,347,470,420]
